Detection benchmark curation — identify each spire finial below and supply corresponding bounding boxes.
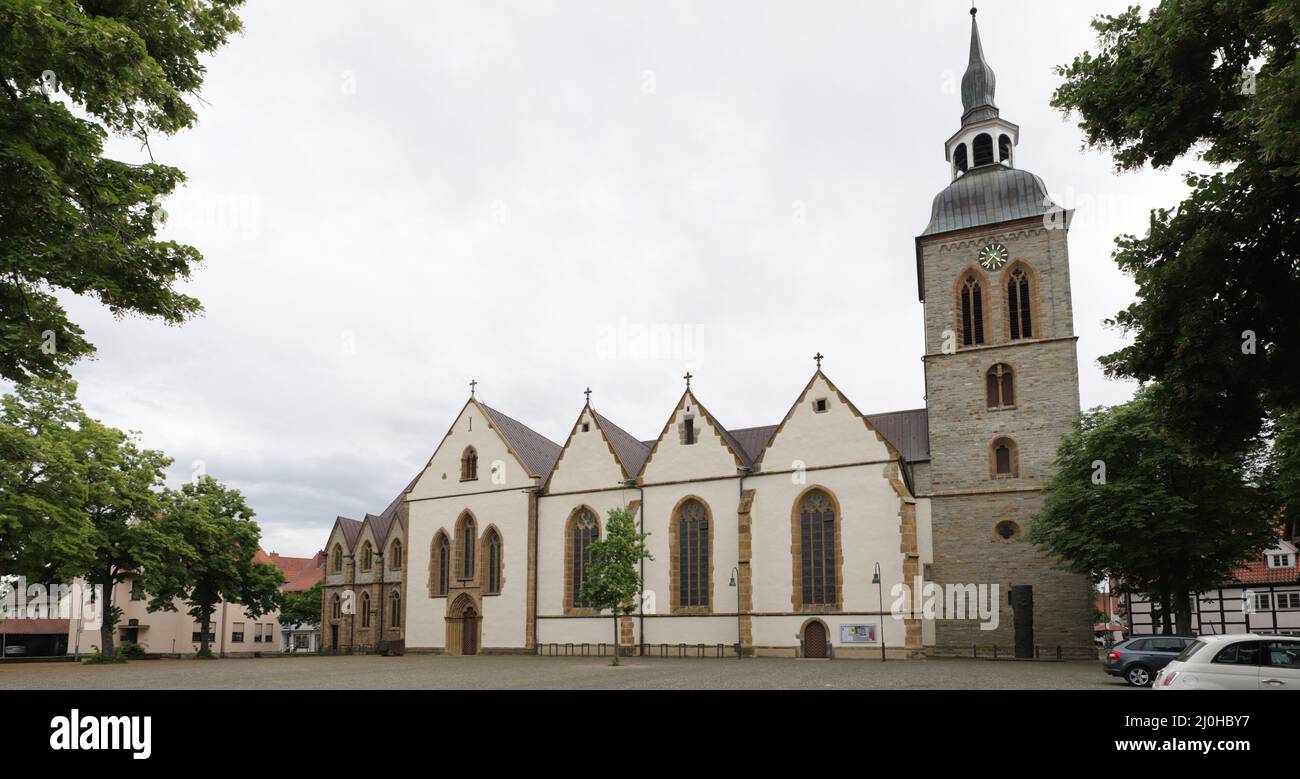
[683,371,693,390]
[814,352,824,370]
[961,5,997,120]
[469,379,477,398]
[584,387,592,404]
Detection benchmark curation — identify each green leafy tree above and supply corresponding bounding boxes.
[1029,391,1274,635]
[1052,1,1300,461]
[0,0,246,384]
[73,410,172,660]
[578,506,651,666]
[0,380,93,582]
[145,476,282,658]
[277,579,321,630]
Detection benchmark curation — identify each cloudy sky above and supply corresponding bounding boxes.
[42,1,1193,556]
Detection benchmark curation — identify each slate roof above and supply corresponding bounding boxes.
[591,409,651,479]
[729,425,779,464]
[920,164,1058,238]
[481,403,563,479]
[336,516,362,549]
[864,408,931,463]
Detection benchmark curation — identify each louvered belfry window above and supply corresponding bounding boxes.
[1007,268,1033,340]
[961,276,985,346]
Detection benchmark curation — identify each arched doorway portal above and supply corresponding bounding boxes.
[462,607,478,655]
[447,593,481,656]
[803,620,828,659]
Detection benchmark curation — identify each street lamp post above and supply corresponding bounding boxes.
[729,566,742,659]
[872,562,886,662]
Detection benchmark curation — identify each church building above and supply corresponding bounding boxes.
[320,9,1095,660]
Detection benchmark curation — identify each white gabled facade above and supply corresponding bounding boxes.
[387,371,933,658]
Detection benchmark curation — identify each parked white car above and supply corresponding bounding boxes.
[1154,634,1300,690]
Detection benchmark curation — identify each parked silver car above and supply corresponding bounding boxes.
[1154,634,1300,690]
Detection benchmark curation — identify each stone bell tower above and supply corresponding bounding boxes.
[913,7,1093,657]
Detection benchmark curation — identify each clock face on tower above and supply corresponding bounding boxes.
[978,242,1009,271]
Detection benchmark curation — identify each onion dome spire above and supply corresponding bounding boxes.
[961,7,998,123]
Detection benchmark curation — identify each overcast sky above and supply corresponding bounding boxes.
[38,1,1195,556]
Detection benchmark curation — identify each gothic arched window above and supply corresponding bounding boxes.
[675,499,710,611]
[331,544,343,573]
[954,143,969,175]
[430,531,450,596]
[483,528,503,595]
[389,540,402,570]
[991,437,1019,478]
[567,508,600,611]
[796,489,839,608]
[461,446,478,480]
[360,591,371,628]
[999,133,1012,162]
[456,513,476,579]
[986,363,1015,409]
[973,133,994,166]
[389,591,401,627]
[1007,267,1034,340]
[360,542,373,571]
[960,275,985,346]
[331,594,341,619]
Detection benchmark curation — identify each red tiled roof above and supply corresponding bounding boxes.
[0,618,69,635]
[1231,559,1300,585]
[255,548,326,592]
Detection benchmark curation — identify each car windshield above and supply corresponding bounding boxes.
[1175,640,1204,661]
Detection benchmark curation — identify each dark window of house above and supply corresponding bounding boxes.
[390,540,402,570]
[677,500,710,609]
[799,490,837,606]
[684,418,695,445]
[360,592,371,628]
[459,515,476,579]
[461,447,478,480]
[1007,268,1033,340]
[986,364,1015,408]
[390,592,401,627]
[960,276,984,346]
[437,535,450,594]
[571,509,599,608]
[486,530,502,595]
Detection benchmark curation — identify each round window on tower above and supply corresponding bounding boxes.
[993,520,1021,542]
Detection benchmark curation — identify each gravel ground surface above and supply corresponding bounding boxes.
[0,654,1136,690]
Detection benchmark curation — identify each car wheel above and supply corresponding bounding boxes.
[1125,665,1152,687]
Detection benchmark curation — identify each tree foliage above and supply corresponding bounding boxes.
[1053,1,1300,459]
[277,579,322,630]
[578,506,651,665]
[145,476,283,658]
[0,0,246,384]
[1029,391,1274,634]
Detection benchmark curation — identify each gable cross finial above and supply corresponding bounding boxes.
[814,352,824,370]
[469,379,477,398]
[683,371,693,390]
[584,387,592,404]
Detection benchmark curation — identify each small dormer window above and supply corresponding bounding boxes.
[813,398,829,413]
[1270,553,1294,568]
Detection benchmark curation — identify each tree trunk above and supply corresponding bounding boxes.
[1158,590,1173,635]
[198,609,213,657]
[611,615,619,666]
[97,572,115,659]
[1174,590,1193,636]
